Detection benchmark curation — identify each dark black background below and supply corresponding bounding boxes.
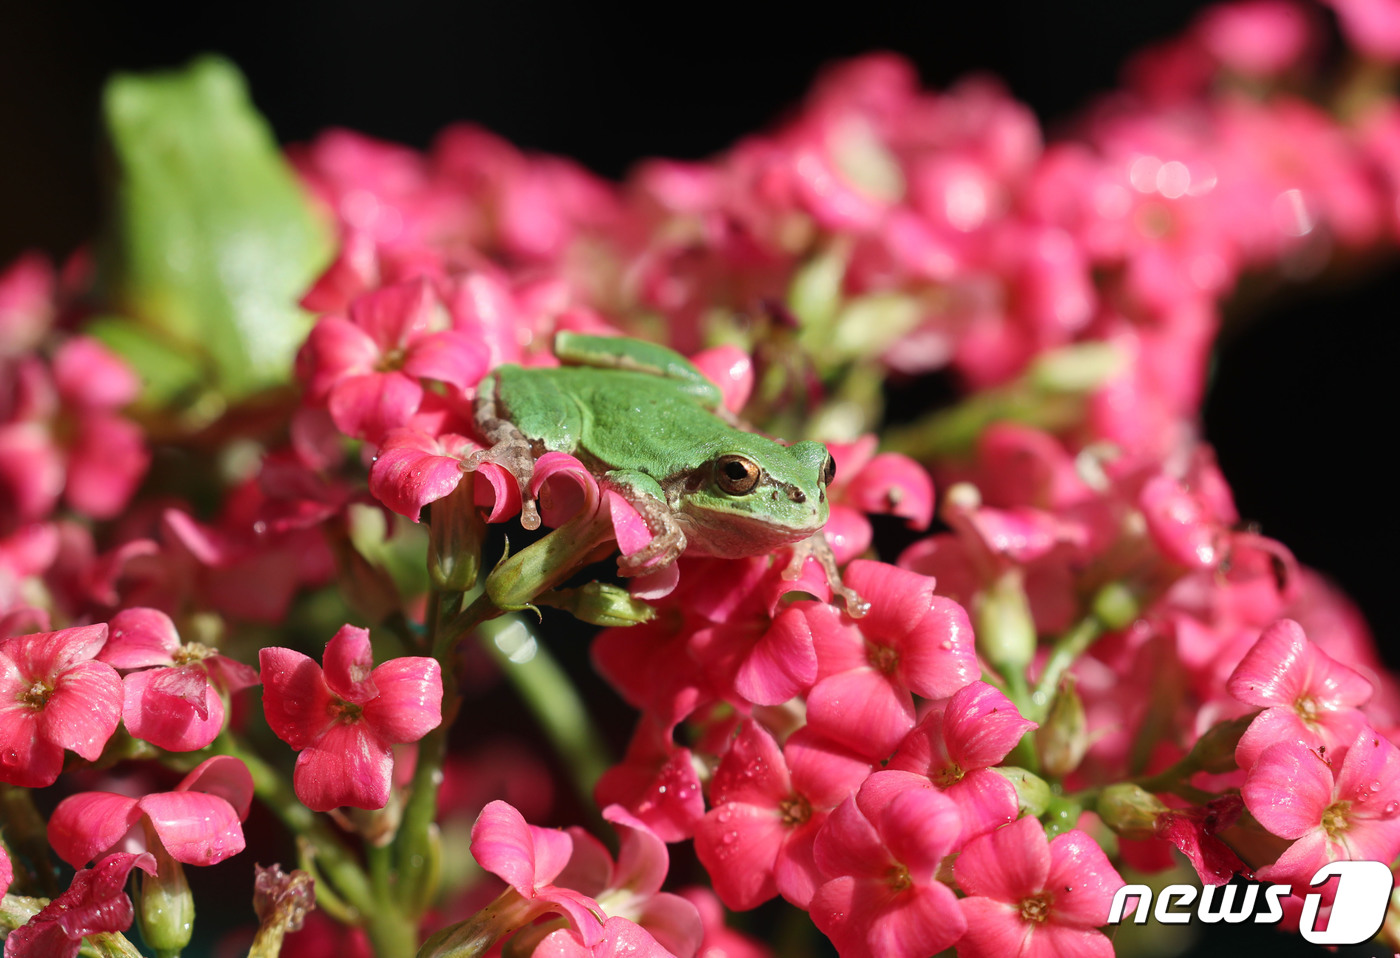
[2,3,1395,956]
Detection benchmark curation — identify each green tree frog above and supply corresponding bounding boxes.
[473,333,865,613]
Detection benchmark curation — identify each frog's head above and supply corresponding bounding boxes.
[676,437,834,556]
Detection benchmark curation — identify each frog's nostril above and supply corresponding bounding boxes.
[790,488,806,504]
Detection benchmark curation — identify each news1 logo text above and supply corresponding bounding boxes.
[1107,860,1395,946]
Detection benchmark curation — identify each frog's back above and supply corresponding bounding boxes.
[492,365,736,477]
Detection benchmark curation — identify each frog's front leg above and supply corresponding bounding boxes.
[601,469,688,576]
[469,381,543,530]
[785,532,870,618]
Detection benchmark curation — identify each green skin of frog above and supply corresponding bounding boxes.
[472,333,864,613]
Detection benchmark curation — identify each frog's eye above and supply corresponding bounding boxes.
[715,454,761,495]
[822,454,836,486]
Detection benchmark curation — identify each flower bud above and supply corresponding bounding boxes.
[249,864,316,958]
[135,850,194,958]
[974,569,1037,681]
[1185,713,1255,774]
[1029,342,1124,394]
[535,582,656,627]
[1092,580,1139,631]
[429,478,487,592]
[1041,795,1083,838]
[1096,783,1168,839]
[992,766,1053,818]
[1035,677,1088,779]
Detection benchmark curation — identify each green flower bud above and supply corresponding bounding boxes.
[975,569,1038,682]
[429,478,487,593]
[1041,795,1083,839]
[1029,342,1124,394]
[1092,581,1140,631]
[1185,713,1255,774]
[1097,783,1168,839]
[536,582,656,627]
[992,766,1053,818]
[135,850,193,958]
[1036,677,1089,779]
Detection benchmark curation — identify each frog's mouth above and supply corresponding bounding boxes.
[676,493,828,558]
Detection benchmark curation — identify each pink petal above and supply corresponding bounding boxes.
[1140,474,1224,569]
[328,370,423,442]
[322,625,378,703]
[139,789,245,865]
[47,791,142,867]
[1335,727,1400,818]
[786,728,872,809]
[735,607,818,705]
[1,847,10,897]
[606,492,654,557]
[946,770,1021,842]
[688,345,753,413]
[473,461,523,523]
[869,781,964,878]
[808,667,915,761]
[897,595,980,700]
[633,892,705,958]
[63,415,149,520]
[0,708,64,787]
[628,563,680,601]
[293,722,394,811]
[956,815,1051,901]
[178,755,255,820]
[814,796,890,882]
[956,897,1034,958]
[362,656,444,743]
[204,654,261,694]
[299,316,380,400]
[822,505,874,566]
[845,453,935,529]
[1043,829,1125,926]
[556,828,615,897]
[472,800,574,895]
[1025,922,1116,958]
[1228,618,1371,709]
[532,452,601,527]
[43,659,123,760]
[122,668,225,752]
[99,608,179,669]
[347,279,437,351]
[710,720,791,807]
[368,431,467,521]
[866,881,966,958]
[1243,740,1334,839]
[401,330,490,390]
[944,681,1038,769]
[2,623,109,677]
[694,801,784,909]
[259,647,335,750]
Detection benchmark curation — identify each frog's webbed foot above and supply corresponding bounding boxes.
[602,470,687,577]
[464,439,541,530]
[787,532,869,618]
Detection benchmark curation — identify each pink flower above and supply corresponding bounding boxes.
[1243,727,1400,887]
[0,845,10,896]
[803,560,978,760]
[259,625,443,811]
[533,917,678,958]
[553,805,703,958]
[470,800,606,944]
[809,776,967,958]
[1154,794,1250,885]
[2,852,156,958]
[97,607,260,752]
[1325,0,1400,61]
[368,428,521,522]
[296,279,489,442]
[885,681,1037,842]
[594,717,705,843]
[1227,618,1372,769]
[676,888,771,958]
[695,721,871,910]
[47,755,253,869]
[0,624,122,787]
[954,816,1124,958]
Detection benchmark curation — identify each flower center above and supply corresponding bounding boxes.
[933,764,964,787]
[19,679,53,710]
[1321,801,1352,838]
[778,796,811,827]
[868,642,898,675]
[886,864,913,892]
[332,699,364,723]
[1294,694,1320,724]
[173,641,215,666]
[376,347,407,372]
[1020,894,1052,923]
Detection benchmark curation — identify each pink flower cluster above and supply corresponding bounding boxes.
[4,1,1400,956]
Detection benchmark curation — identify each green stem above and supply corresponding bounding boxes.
[1030,615,1103,721]
[214,734,374,917]
[479,617,611,806]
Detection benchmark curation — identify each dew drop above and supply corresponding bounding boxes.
[1371,780,1383,792]
[1386,801,1400,815]
[939,640,953,651]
